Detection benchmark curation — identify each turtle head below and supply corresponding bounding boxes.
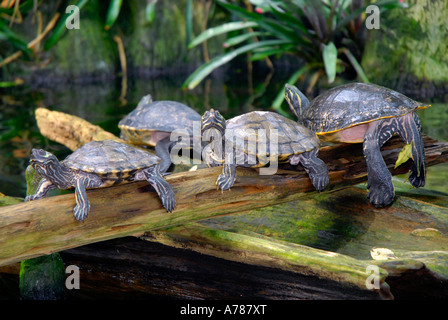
[29,149,61,178]
[201,109,226,166]
[284,84,310,120]
[201,108,226,136]
[135,94,153,109]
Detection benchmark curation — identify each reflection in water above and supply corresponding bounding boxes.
[1,73,447,197]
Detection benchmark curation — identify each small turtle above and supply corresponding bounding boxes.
[284,82,428,207]
[201,109,329,192]
[25,140,176,221]
[118,94,202,173]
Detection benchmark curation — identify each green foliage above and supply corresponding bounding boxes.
[0,0,157,70]
[43,0,90,51]
[183,0,407,108]
[104,0,123,30]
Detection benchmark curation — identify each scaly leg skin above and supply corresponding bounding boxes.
[363,118,397,207]
[217,163,237,191]
[216,150,237,191]
[397,112,426,188]
[140,164,176,213]
[155,136,174,174]
[25,178,57,201]
[290,148,329,192]
[73,177,90,222]
[73,172,103,222]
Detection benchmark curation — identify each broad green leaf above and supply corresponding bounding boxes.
[340,48,369,83]
[183,39,291,90]
[250,44,294,61]
[43,0,89,51]
[188,21,258,49]
[269,4,308,35]
[322,42,337,83]
[145,0,158,24]
[223,31,268,48]
[216,0,300,42]
[105,0,123,30]
[395,142,413,169]
[0,20,32,56]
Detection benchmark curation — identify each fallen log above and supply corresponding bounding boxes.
[34,107,126,151]
[0,130,447,268]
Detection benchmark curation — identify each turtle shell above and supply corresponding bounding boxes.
[62,140,160,176]
[118,99,201,146]
[226,111,319,163]
[301,83,426,134]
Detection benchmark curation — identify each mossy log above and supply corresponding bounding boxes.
[0,131,447,269]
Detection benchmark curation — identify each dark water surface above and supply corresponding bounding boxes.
[1,72,447,198]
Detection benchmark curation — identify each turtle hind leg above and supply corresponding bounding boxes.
[398,112,426,188]
[138,164,176,213]
[363,118,397,207]
[155,136,174,174]
[291,148,329,192]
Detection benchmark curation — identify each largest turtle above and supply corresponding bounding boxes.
[25,140,176,221]
[284,82,428,207]
[118,94,202,173]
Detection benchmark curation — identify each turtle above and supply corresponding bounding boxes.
[284,82,428,208]
[25,140,176,222]
[118,94,202,173]
[201,109,329,192]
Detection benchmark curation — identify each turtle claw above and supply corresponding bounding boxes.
[24,195,36,202]
[367,181,395,208]
[160,190,176,213]
[309,172,329,192]
[73,204,89,222]
[408,164,425,188]
[216,173,234,191]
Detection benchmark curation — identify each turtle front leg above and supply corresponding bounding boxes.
[363,118,397,207]
[397,112,426,188]
[138,164,176,213]
[217,163,236,191]
[25,178,57,201]
[216,149,237,191]
[290,148,329,192]
[73,177,90,222]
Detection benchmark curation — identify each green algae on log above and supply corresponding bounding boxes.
[145,186,448,299]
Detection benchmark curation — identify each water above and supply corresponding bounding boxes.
[1,72,447,198]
